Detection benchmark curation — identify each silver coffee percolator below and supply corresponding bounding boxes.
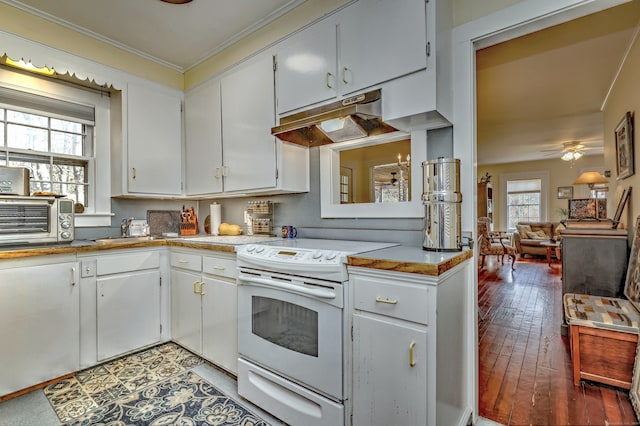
[422,158,462,251]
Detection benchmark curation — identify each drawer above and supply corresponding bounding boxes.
[97,251,160,276]
[353,276,428,324]
[170,252,202,272]
[202,256,237,279]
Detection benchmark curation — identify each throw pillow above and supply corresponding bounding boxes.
[526,230,548,240]
[516,224,532,236]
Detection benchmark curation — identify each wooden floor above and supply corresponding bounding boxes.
[478,256,639,425]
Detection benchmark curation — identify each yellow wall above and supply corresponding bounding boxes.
[0,0,519,90]
[0,3,183,89]
[453,0,523,26]
[185,0,350,89]
[602,31,640,231]
[478,155,605,229]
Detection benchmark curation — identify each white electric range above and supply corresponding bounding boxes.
[235,238,398,426]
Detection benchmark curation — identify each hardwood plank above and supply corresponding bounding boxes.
[478,257,639,425]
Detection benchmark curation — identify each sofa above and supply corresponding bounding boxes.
[513,222,564,258]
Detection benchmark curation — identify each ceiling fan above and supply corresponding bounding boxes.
[540,141,602,161]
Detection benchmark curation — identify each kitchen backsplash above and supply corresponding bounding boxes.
[76,149,424,246]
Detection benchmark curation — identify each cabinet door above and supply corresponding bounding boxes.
[221,55,277,192]
[201,276,238,374]
[97,270,161,360]
[185,79,223,195]
[339,0,427,95]
[0,262,79,396]
[275,19,338,114]
[127,82,182,195]
[352,313,427,426]
[171,269,203,353]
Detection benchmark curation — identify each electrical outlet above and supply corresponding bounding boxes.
[244,210,249,224]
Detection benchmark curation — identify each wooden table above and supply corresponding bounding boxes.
[540,240,560,266]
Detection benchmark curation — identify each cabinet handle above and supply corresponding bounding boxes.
[71,266,76,286]
[222,166,229,177]
[199,281,205,295]
[193,281,198,294]
[342,66,350,84]
[213,265,225,270]
[326,72,334,88]
[409,341,417,367]
[214,167,221,179]
[375,297,397,305]
[132,167,136,179]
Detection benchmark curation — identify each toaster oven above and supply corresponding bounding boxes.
[0,196,74,245]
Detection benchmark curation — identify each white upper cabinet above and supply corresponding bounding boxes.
[275,18,338,114]
[124,82,182,195]
[338,0,427,96]
[221,54,277,193]
[185,79,223,196]
[274,0,428,113]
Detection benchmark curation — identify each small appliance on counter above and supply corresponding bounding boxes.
[0,165,30,195]
[422,157,462,251]
[121,218,149,237]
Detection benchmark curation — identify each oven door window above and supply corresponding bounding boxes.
[251,296,318,357]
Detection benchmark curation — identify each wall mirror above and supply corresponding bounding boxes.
[320,130,425,218]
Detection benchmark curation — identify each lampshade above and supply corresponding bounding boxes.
[573,171,609,188]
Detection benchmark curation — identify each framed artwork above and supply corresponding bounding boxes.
[568,198,607,219]
[612,186,632,226]
[615,112,634,180]
[557,186,573,199]
[626,216,640,421]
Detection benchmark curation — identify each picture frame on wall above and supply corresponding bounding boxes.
[615,111,634,180]
[557,186,573,199]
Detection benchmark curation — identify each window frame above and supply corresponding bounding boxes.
[500,171,549,231]
[0,67,112,227]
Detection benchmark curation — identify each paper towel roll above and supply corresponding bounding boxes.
[210,203,221,235]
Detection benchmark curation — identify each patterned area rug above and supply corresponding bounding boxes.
[65,371,269,426]
[43,342,268,425]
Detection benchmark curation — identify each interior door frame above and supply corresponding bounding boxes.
[451,0,632,423]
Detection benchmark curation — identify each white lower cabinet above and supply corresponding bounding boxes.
[0,256,79,397]
[97,269,161,361]
[349,259,472,426]
[352,313,427,426]
[171,249,238,374]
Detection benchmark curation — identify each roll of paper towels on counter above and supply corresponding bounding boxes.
[210,203,221,235]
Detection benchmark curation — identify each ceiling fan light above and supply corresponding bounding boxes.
[561,152,574,161]
[573,151,583,160]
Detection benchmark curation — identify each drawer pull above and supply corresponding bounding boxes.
[409,341,416,367]
[177,259,189,263]
[375,297,398,305]
[213,266,225,270]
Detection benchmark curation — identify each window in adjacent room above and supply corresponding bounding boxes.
[507,178,542,229]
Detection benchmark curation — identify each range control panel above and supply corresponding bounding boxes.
[239,244,343,266]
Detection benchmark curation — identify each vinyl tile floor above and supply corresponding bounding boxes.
[0,342,282,426]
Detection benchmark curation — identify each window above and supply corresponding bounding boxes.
[0,105,92,205]
[0,68,113,227]
[507,179,542,229]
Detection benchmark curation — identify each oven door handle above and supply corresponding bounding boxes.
[238,273,336,299]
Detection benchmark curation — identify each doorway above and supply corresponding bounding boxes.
[451,1,637,424]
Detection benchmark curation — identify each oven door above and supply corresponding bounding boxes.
[237,270,343,400]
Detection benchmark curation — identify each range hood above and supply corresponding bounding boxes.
[271,89,397,147]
